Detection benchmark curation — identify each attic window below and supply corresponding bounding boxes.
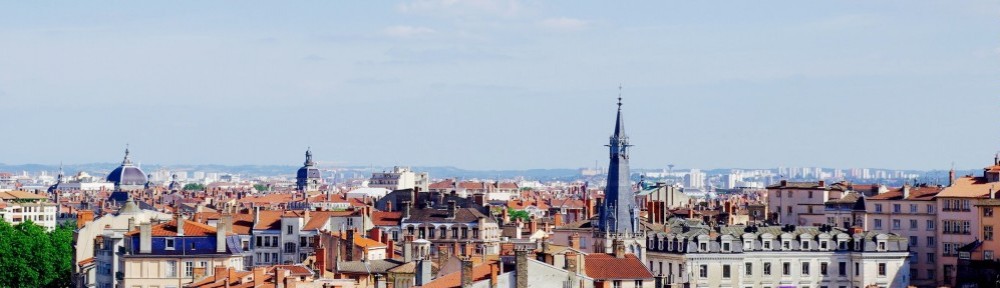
[699,242,708,252]
[165,238,175,250]
[877,241,886,251]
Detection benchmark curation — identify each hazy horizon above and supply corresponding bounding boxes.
[2,1,999,170]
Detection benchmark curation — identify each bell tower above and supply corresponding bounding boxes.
[594,87,646,261]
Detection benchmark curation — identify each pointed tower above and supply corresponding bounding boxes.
[594,88,646,261]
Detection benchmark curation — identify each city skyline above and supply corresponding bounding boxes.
[2,1,999,170]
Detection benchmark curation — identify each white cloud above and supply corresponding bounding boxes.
[539,17,588,31]
[396,0,526,18]
[382,26,437,38]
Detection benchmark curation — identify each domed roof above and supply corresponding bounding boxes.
[297,148,321,179]
[107,148,148,187]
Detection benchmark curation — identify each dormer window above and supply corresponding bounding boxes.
[744,240,753,251]
[165,238,176,250]
[782,241,790,250]
[763,241,772,250]
[699,242,708,252]
[722,242,731,252]
[838,240,847,250]
[877,241,886,251]
[820,241,828,250]
[801,240,810,250]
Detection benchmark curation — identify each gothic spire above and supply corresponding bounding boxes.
[613,85,626,139]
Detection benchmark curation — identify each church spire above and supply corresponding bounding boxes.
[599,86,638,235]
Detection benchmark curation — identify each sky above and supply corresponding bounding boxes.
[1,1,999,171]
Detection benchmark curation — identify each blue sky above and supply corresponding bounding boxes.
[1,1,999,170]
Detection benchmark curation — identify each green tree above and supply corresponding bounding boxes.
[253,184,269,192]
[0,219,74,287]
[508,208,531,222]
[183,183,205,191]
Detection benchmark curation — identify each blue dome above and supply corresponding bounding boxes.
[107,148,148,189]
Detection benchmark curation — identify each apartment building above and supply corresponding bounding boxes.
[119,217,244,288]
[936,172,991,286]
[0,190,58,230]
[647,220,910,288]
[767,181,844,226]
[863,185,943,287]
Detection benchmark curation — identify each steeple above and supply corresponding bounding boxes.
[599,87,638,235]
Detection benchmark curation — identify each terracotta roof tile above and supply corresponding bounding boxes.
[939,176,994,198]
[125,219,219,237]
[416,260,498,288]
[372,211,403,226]
[584,254,654,280]
[867,186,943,200]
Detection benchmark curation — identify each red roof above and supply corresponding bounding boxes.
[584,254,654,280]
[417,260,498,288]
[125,219,221,237]
[372,211,403,226]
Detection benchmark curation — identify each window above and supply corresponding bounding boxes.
[874,219,882,229]
[910,219,917,230]
[927,237,936,247]
[166,261,177,277]
[875,204,883,213]
[184,261,194,277]
[986,226,994,241]
[987,250,995,260]
[909,236,917,246]
[722,242,731,252]
[634,280,643,288]
[612,280,621,288]
[910,204,917,213]
[782,262,790,275]
[892,219,901,230]
[893,204,901,213]
[744,240,753,250]
[809,191,814,198]
[286,225,293,234]
[878,263,886,276]
[745,263,753,275]
[787,206,792,215]
[927,253,935,263]
[854,262,860,276]
[878,241,886,251]
[699,265,708,278]
[802,262,810,275]
[782,241,790,250]
[820,262,828,276]
[838,262,847,276]
[927,220,935,230]
[927,204,935,214]
[165,238,176,250]
[763,241,771,250]
[820,240,828,250]
[723,265,731,278]
[699,242,708,252]
[764,262,772,275]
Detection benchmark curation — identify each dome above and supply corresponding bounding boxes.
[297,148,321,179]
[107,147,148,189]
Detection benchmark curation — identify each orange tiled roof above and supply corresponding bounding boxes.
[939,176,994,198]
[584,254,654,280]
[372,211,403,226]
[417,260,498,288]
[867,186,943,201]
[302,210,358,230]
[125,219,221,237]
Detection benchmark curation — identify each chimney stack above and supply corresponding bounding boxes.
[346,229,356,261]
[950,168,956,187]
[447,200,457,219]
[902,185,911,200]
[416,257,433,285]
[139,222,152,253]
[613,239,625,258]
[176,214,185,236]
[402,201,411,219]
[404,235,415,262]
[216,214,230,253]
[515,249,528,288]
[569,233,580,250]
[460,256,474,288]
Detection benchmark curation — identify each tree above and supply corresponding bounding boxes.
[183,183,205,191]
[253,184,269,192]
[0,219,74,287]
[508,208,531,222]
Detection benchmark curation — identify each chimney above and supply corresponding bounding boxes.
[902,185,911,200]
[128,217,136,232]
[386,201,393,212]
[818,180,825,187]
[213,266,227,282]
[402,201,411,219]
[529,216,537,234]
[416,258,433,285]
[461,256,474,287]
[386,240,395,259]
[253,267,266,287]
[346,229,356,261]
[253,206,261,229]
[77,210,94,229]
[950,169,956,187]
[193,267,207,279]
[501,208,510,224]
[569,233,580,250]
[315,248,326,272]
[216,214,229,253]
[139,222,152,253]
[515,249,528,288]
[404,235,414,262]
[276,268,288,288]
[553,213,563,227]
[490,262,500,288]
[447,200,457,219]
[369,227,383,243]
[613,239,625,258]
